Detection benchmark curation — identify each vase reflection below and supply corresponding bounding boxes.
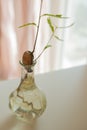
[0,115,37,130]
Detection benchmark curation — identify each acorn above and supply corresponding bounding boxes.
[22,51,34,65]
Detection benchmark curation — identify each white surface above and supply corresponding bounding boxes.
[0,65,87,130]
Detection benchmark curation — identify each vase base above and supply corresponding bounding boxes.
[15,109,37,124]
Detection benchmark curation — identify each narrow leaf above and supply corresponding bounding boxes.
[44,44,52,50]
[47,18,54,32]
[54,35,63,41]
[18,23,37,28]
[41,14,68,19]
[56,23,74,29]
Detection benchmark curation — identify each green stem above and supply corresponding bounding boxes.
[32,0,43,53]
[34,27,57,61]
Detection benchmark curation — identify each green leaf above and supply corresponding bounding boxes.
[47,18,54,32]
[41,14,68,19]
[44,44,52,50]
[54,35,63,41]
[18,23,37,28]
[56,23,74,29]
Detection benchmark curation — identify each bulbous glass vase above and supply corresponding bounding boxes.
[9,65,47,123]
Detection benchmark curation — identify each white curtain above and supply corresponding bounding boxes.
[62,0,87,68]
[0,0,65,80]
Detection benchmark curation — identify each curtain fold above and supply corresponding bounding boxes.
[0,0,36,79]
[0,0,65,80]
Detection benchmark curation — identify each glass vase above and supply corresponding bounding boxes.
[9,65,47,123]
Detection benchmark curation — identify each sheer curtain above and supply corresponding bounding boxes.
[0,0,65,80]
[62,0,87,68]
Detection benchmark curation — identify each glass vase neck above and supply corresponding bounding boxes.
[21,66,34,80]
[20,66,36,90]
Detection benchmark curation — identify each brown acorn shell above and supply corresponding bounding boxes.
[22,51,34,65]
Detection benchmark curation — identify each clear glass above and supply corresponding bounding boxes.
[9,65,47,123]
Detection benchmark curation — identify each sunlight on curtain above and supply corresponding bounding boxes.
[0,0,65,80]
[62,0,87,68]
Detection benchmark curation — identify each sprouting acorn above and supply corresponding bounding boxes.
[22,51,34,65]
